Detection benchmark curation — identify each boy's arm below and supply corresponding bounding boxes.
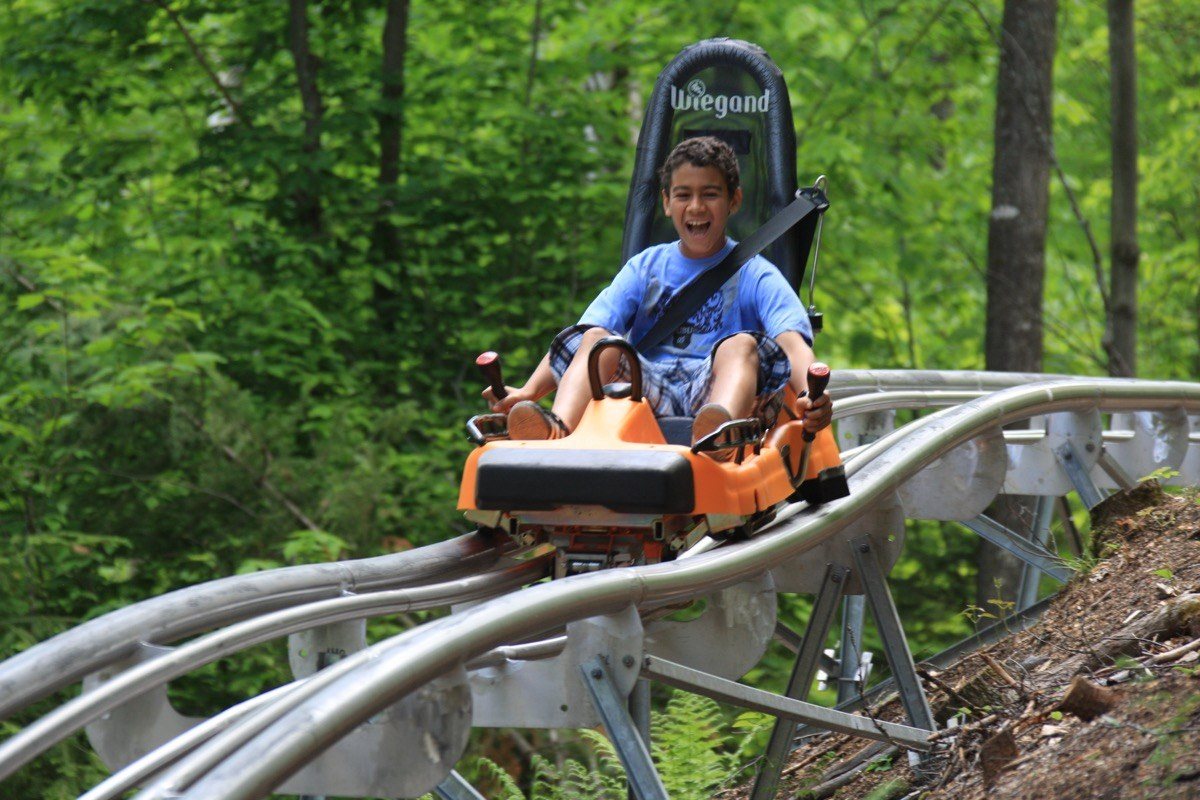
[482,351,557,413]
[482,254,646,414]
[775,330,833,433]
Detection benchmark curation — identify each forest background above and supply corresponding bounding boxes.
[1,0,1197,797]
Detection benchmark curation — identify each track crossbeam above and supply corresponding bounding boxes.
[641,655,931,751]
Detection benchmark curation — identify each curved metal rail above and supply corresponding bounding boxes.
[0,530,511,721]
[0,555,551,781]
[830,368,1074,398]
[128,378,1199,800]
[78,683,300,800]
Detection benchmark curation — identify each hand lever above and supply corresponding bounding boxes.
[475,351,507,401]
[801,362,830,443]
[796,362,830,485]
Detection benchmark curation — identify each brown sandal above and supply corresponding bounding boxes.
[508,401,571,441]
[691,403,735,461]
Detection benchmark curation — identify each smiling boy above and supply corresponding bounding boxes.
[485,136,831,450]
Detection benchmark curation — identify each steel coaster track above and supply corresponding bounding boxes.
[0,530,521,723]
[0,371,1194,799]
[126,378,1199,800]
[0,555,552,782]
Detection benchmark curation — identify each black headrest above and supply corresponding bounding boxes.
[621,39,804,287]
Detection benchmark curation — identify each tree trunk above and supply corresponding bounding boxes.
[978,0,1059,609]
[984,0,1058,374]
[1106,0,1138,377]
[371,0,411,336]
[287,0,324,236]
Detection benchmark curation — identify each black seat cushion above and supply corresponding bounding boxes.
[476,448,694,514]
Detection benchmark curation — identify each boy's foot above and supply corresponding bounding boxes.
[692,403,734,461]
[508,401,571,441]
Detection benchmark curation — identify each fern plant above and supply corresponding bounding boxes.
[427,689,754,800]
[651,692,736,798]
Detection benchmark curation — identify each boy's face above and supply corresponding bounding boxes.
[662,163,742,260]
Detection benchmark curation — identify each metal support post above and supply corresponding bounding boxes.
[837,595,867,706]
[294,623,363,800]
[1016,496,1055,611]
[794,595,1055,742]
[751,563,849,800]
[1054,440,1106,509]
[962,515,1072,582]
[581,657,669,800]
[435,771,488,800]
[850,535,935,736]
[628,679,652,800]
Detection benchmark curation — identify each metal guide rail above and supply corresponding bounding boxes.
[0,530,514,722]
[0,373,1196,800]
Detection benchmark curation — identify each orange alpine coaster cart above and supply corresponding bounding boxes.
[457,38,849,577]
[459,347,846,577]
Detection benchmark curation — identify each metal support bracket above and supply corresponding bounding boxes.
[1054,440,1106,509]
[850,535,936,736]
[1097,409,1192,489]
[1004,410,1102,497]
[470,606,643,728]
[836,410,896,450]
[1168,413,1200,487]
[435,771,487,800]
[751,563,849,800]
[963,514,1072,583]
[644,573,776,679]
[581,657,669,800]
[641,655,931,751]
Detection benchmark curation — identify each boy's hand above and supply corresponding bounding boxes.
[483,385,532,414]
[797,393,833,434]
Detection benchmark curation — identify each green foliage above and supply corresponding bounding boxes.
[650,692,737,797]
[449,690,750,800]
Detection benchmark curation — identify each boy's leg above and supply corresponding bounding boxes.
[511,326,623,439]
[549,327,620,429]
[691,333,760,451]
[703,333,759,419]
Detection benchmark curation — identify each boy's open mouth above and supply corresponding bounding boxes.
[685,220,711,235]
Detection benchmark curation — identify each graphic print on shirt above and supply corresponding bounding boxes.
[648,276,739,351]
[670,290,725,348]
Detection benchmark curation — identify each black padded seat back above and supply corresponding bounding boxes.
[621,38,804,288]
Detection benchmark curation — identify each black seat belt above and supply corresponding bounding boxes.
[630,184,829,355]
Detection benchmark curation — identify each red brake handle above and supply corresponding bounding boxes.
[802,362,831,442]
[807,362,831,401]
[476,351,507,401]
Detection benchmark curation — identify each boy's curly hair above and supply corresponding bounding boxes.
[659,136,740,196]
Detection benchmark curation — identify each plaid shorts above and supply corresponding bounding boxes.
[548,324,791,425]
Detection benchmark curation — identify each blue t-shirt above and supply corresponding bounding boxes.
[578,239,812,367]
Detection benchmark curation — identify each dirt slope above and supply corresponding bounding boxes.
[726,483,1200,800]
